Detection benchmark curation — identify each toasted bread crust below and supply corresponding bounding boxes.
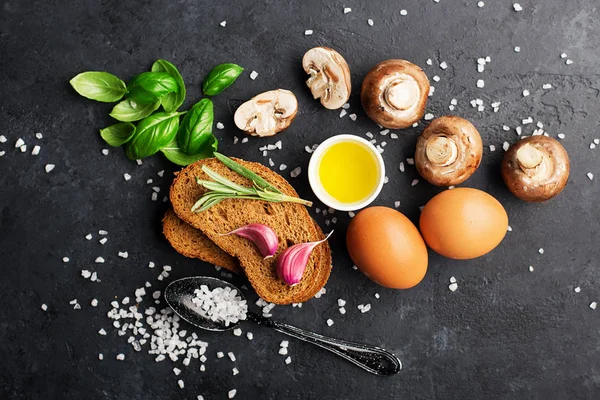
[162,208,242,274]
[170,158,331,304]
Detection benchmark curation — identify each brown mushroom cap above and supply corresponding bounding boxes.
[233,89,298,137]
[415,116,483,186]
[501,136,570,202]
[302,47,351,110]
[360,59,430,129]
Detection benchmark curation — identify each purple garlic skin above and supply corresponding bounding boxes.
[222,224,279,258]
[276,231,333,286]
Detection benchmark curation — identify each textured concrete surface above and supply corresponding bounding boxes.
[1,1,599,399]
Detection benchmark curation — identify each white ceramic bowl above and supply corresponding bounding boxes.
[308,134,386,211]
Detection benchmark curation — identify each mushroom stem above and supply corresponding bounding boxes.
[425,136,459,166]
[516,144,543,170]
[384,77,419,111]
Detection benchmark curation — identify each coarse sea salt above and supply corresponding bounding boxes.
[191,285,248,327]
[250,71,258,80]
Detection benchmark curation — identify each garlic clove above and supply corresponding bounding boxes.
[221,224,279,258]
[276,231,333,286]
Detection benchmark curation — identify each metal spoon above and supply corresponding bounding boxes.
[164,276,402,376]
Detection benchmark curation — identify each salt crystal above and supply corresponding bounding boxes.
[513,3,523,12]
[280,340,289,348]
[0,135,6,143]
[400,9,407,16]
[433,75,440,82]
[220,20,226,27]
[514,46,521,52]
[279,164,287,171]
[478,1,484,7]
[304,29,313,36]
[411,179,419,187]
[574,287,581,293]
[228,389,237,399]
[503,142,510,151]
[216,122,224,130]
[177,380,184,389]
[529,266,534,272]
[560,53,568,59]
[522,89,530,97]
[118,251,129,258]
[99,238,108,245]
[566,59,573,65]
[542,84,552,90]
[31,145,41,156]
[424,113,434,121]
[102,149,109,155]
[217,352,224,358]
[326,319,334,326]
[344,7,351,13]
[539,248,544,254]
[450,276,457,283]
[426,59,433,65]
[15,138,25,148]
[63,257,70,262]
[590,302,597,310]
[399,162,405,172]
[339,109,347,118]
[290,167,301,178]
[285,356,292,364]
[148,261,155,269]
[228,352,236,361]
[233,328,242,336]
[95,257,105,263]
[81,270,91,279]
[449,283,458,292]
[587,172,594,181]
[394,201,400,208]
[123,173,131,181]
[41,304,48,311]
[45,164,55,173]
[349,113,357,121]
[367,19,374,26]
[250,71,258,80]
[440,61,448,69]
[339,307,346,314]
[232,367,239,375]
[98,353,103,360]
[246,332,253,340]
[91,299,98,307]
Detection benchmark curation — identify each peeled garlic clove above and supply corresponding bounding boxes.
[221,224,279,258]
[277,231,333,286]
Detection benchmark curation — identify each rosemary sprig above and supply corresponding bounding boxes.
[213,152,282,194]
[191,164,313,212]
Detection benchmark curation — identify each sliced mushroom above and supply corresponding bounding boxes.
[361,59,430,129]
[415,116,483,186]
[501,136,570,202]
[234,89,298,137]
[302,47,351,110]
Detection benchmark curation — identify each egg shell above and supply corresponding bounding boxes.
[346,207,428,289]
[419,188,508,259]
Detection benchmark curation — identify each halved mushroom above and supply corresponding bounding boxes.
[234,89,298,137]
[361,59,430,129]
[415,116,483,186]
[302,47,351,110]
[501,136,570,202]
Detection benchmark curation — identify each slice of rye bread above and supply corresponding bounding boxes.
[162,208,242,274]
[170,157,332,304]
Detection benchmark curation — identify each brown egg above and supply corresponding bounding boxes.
[346,207,428,289]
[419,188,508,259]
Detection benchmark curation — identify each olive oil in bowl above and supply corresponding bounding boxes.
[308,135,385,211]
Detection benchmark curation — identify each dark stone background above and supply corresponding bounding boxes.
[1,1,599,399]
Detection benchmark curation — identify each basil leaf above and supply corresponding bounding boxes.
[70,71,127,102]
[178,99,214,155]
[99,122,136,147]
[202,63,244,96]
[109,99,161,122]
[125,111,183,160]
[127,72,178,104]
[151,60,186,112]
[161,135,218,166]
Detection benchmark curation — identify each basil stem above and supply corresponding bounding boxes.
[151,59,186,112]
[202,63,244,96]
[125,111,184,160]
[99,122,136,147]
[109,99,161,122]
[178,99,214,155]
[70,71,127,103]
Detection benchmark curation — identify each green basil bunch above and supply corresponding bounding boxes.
[70,59,243,166]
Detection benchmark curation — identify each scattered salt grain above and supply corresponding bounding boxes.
[123,173,131,181]
[98,353,103,360]
[449,283,458,292]
[326,319,334,326]
[41,304,48,311]
[374,293,380,299]
[173,367,181,376]
[560,53,568,59]
[400,9,407,16]
[217,352,224,358]
[566,59,573,65]
[0,135,6,143]
[232,367,239,375]
[118,251,129,259]
[394,201,401,208]
[285,356,292,364]
[45,164,55,173]
[538,248,544,254]
[250,71,258,80]
[220,20,226,27]
[513,3,522,12]
[529,266,534,272]
[424,113,434,121]
[233,328,242,337]
[450,276,457,284]
[542,84,552,90]
[339,307,346,314]
[177,379,184,389]
[99,238,108,245]
[81,270,92,279]
[349,113,357,121]
[63,257,70,263]
[278,347,288,355]
[91,299,98,307]
[514,46,521,52]
[411,179,419,187]
[367,19,374,26]
[426,59,433,65]
[344,7,351,13]
[590,302,597,310]
[574,287,581,293]
[98,328,107,335]
[587,172,594,181]
[503,142,510,151]
[507,225,513,232]
[406,158,414,165]
[228,389,237,399]
[95,257,105,263]
[228,352,236,362]
[279,164,287,171]
[339,109,347,118]
[102,149,109,155]
[31,145,40,156]
[304,29,313,36]
[358,304,371,313]
[15,138,25,148]
[399,162,405,172]
[290,167,301,178]
[477,1,484,7]
[246,332,253,340]
[440,61,448,69]
[433,75,440,82]
[280,340,289,348]
[151,192,158,201]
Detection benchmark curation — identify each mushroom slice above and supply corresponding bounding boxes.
[415,116,483,186]
[361,59,430,129]
[234,89,298,137]
[501,136,570,202]
[302,47,351,110]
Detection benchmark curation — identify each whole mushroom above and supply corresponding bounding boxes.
[234,89,298,137]
[302,47,351,110]
[501,136,570,202]
[414,116,483,186]
[361,59,430,129]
